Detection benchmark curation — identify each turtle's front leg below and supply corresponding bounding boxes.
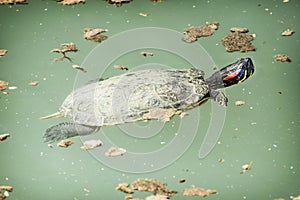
[43,122,99,143]
[209,89,228,106]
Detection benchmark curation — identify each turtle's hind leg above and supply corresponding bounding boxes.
[43,122,99,143]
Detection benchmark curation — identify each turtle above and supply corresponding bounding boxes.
[42,58,254,143]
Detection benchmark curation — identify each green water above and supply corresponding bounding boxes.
[0,0,299,199]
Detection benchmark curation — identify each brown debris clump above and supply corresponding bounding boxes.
[281,28,294,36]
[114,65,129,71]
[29,81,39,86]
[141,51,154,57]
[293,196,300,200]
[183,185,217,197]
[222,28,256,52]
[51,42,78,62]
[240,161,254,174]
[80,139,102,150]
[235,100,246,106]
[117,178,177,199]
[55,0,85,5]
[0,133,10,141]
[131,178,177,198]
[116,183,134,194]
[182,22,219,43]
[0,185,13,200]
[125,195,140,200]
[83,28,108,43]
[105,147,126,156]
[72,64,87,72]
[0,49,8,57]
[0,0,25,4]
[139,12,149,17]
[57,139,75,148]
[0,80,9,91]
[230,27,249,33]
[178,178,186,183]
[0,186,12,192]
[145,194,169,200]
[273,54,291,62]
[106,0,132,7]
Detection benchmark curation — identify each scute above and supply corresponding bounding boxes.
[59,68,209,126]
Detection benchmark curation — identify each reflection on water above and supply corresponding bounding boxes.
[0,0,299,199]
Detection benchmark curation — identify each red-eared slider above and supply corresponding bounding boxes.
[42,58,254,143]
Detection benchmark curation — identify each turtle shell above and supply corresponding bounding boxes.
[59,68,209,126]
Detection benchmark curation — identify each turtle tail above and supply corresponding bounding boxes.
[40,112,63,120]
[43,122,99,143]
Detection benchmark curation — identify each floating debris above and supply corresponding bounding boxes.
[178,178,186,183]
[0,133,10,141]
[0,185,13,200]
[105,147,126,156]
[48,144,54,148]
[0,186,13,192]
[106,0,132,7]
[0,49,7,57]
[282,0,289,2]
[182,22,219,43]
[72,64,87,72]
[235,100,246,106]
[183,185,217,197]
[131,178,177,198]
[117,178,177,200]
[222,27,256,52]
[83,187,90,193]
[51,42,78,62]
[2,91,8,95]
[83,28,108,43]
[57,139,75,148]
[273,54,291,62]
[80,139,103,150]
[240,161,253,174]
[218,158,225,163]
[281,28,294,36]
[145,195,169,200]
[8,86,17,90]
[150,0,162,2]
[0,80,8,91]
[212,65,217,70]
[113,65,129,71]
[55,0,85,5]
[0,194,5,200]
[230,27,249,33]
[115,183,134,194]
[0,0,25,4]
[139,12,149,17]
[29,81,39,86]
[125,196,140,200]
[293,196,300,200]
[140,51,154,57]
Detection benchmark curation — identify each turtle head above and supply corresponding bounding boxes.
[221,58,254,87]
[206,58,254,89]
